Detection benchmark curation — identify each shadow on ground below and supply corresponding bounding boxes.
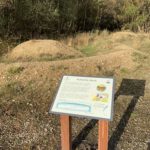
[72,78,146,150]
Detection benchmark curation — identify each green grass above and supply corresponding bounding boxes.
[80,38,112,56]
[7,66,24,75]
[80,44,97,56]
[120,67,129,74]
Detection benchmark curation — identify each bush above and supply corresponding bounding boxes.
[118,0,150,32]
[0,0,150,39]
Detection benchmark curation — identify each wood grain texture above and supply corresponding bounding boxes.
[98,120,109,150]
[60,115,72,150]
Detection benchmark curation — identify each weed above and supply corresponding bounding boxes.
[120,68,129,73]
[39,53,53,61]
[99,29,109,37]
[0,39,18,58]
[56,65,68,70]
[8,66,24,75]
[97,65,102,71]
[80,44,97,56]
[132,52,148,62]
[0,82,24,97]
[102,69,115,76]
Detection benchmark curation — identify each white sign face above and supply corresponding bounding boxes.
[50,75,114,120]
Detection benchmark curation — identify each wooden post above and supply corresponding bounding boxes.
[98,120,109,150]
[60,115,72,150]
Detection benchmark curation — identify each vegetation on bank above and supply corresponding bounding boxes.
[0,0,150,40]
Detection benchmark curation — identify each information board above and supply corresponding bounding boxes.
[50,75,114,120]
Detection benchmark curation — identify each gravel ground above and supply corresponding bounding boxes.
[0,37,150,149]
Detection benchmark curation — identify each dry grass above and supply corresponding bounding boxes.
[3,40,83,62]
[62,30,110,51]
[0,39,17,57]
[0,31,150,149]
[7,66,24,75]
[62,30,150,58]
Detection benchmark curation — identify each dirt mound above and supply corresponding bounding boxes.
[0,48,148,150]
[0,49,136,87]
[6,40,83,62]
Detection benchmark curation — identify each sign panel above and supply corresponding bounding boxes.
[50,75,114,120]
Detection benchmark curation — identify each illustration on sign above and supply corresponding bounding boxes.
[50,75,114,120]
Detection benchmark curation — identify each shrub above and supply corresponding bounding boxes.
[0,0,150,39]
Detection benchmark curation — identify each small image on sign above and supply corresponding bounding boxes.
[93,84,108,103]
[50,75,114,120]
[97,84,106,92]
[92,93,108,103]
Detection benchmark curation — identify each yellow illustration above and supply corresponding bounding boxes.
[93,93,109,103]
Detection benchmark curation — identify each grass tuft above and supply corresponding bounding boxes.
[8,66,24,75]
[132,52,148,63]
[138,39,150,53]
[0,81,24,97]
[120,68,129,73]
[80,44,97,56]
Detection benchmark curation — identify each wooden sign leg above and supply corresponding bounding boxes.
[60,115,72,150]
[98,120,109,150]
